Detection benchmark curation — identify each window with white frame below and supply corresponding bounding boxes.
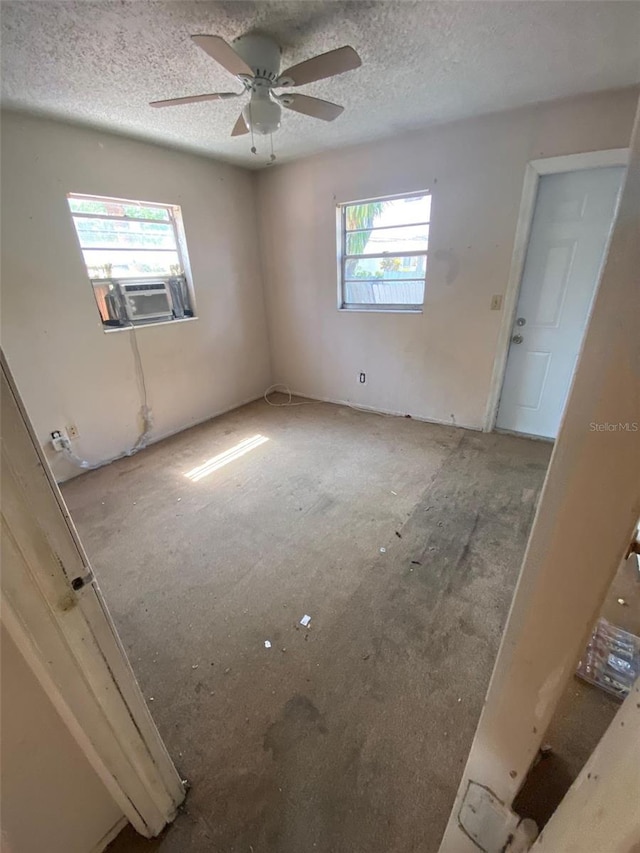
[67,193,195,329]
[338,191,431,311]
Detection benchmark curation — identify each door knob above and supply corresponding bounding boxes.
[511,334,523,344]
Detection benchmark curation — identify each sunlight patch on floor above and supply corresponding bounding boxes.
[184,434,269,482]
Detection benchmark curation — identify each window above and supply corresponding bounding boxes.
[67,193,195,329]
[338,191,431,311]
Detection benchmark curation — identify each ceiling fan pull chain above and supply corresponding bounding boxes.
[249,101,257,155]
[269,132,276,163]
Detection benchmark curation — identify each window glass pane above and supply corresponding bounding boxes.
[73,217,176,250]
[346,224,429,255]
[345,194,430,232]
[68,198,170,221]
[82,249,180,278]
[345,255,427,282]
[344,280,425,305]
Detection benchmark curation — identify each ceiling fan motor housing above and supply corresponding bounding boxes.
[232,33,282,84]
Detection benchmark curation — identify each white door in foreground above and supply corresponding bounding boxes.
[1,355,185,839]
[496,166,624,438]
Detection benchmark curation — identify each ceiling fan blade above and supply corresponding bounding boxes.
[150,92,240,108]
[281,94,344,122]
[279,46,361,87]
[191,35,254,78]
[231,112,249,137]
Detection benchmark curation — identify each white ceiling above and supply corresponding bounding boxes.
[2,1,639,168]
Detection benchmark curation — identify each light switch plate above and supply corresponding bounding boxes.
[491,294,503,311]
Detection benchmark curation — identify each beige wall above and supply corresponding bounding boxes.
[2,91,636,478]
[0,625,123,853]
[0,111,271,481]
[256,88,638,428]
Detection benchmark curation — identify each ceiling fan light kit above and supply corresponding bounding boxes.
[150,31,362,161]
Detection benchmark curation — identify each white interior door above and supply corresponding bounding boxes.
[1,353,185,839]
[496,166,624,438]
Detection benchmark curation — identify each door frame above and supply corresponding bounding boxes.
[1,352,186,839]
[439,102,640,851]
[483,147,630,433]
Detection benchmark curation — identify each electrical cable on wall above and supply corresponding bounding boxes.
[263,383,316,407]
[61,320,153,469]
[126,318,153,453]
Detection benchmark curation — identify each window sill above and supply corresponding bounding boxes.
[103,316,198,333]
[338,306,424,314]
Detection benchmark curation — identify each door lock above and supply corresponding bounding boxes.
[511,334,524,344]
[516,317,526,326]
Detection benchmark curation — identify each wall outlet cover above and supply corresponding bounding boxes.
[66,424,79,439]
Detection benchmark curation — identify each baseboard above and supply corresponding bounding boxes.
[283,388,483,432]
[90,816,128,853]
[54,392,265,483]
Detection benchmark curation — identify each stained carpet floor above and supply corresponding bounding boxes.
[61,399,552,853]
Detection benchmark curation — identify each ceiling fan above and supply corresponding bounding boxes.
[150,33,361,142]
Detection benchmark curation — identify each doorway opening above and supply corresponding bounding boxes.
[486,150,628,439]
[512,536,640,830]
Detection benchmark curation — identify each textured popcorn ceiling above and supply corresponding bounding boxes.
[2,1,639,168]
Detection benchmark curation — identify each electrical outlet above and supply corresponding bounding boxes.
[490,294,503,311]
[359,372,366,384]
[67,424,79,439]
